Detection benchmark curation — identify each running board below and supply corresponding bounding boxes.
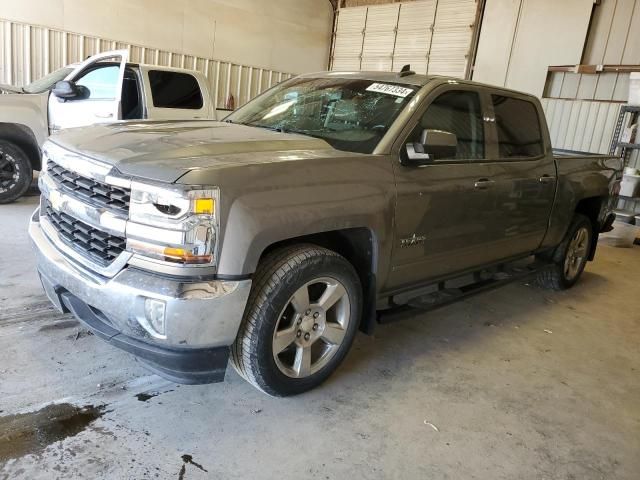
[377,260,550,324]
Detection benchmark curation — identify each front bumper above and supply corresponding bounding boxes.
[29,208,252,384]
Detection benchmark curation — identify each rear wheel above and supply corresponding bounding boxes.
[0,140,33,204]
[230,244,362,396]
[537,214,593,290]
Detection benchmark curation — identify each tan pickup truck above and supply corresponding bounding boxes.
[30,69,622,396]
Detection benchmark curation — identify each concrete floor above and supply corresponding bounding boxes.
[1,194,639,480]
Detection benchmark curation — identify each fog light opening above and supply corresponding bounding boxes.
[144,298,166,338]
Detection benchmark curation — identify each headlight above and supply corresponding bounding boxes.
[41,149,49,173]
[38,150,49,192]
[126,181,219,266]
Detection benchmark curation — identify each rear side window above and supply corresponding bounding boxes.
[491,95,544,158]
[148,70,203,109]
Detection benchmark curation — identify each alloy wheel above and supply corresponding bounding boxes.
[564,226,589,281]
[272,277,351,378]
[0,148,19,192]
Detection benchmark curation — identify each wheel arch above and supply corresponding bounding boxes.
[574,196,606,261]
[257,227,379,335]
[0,123,41,170]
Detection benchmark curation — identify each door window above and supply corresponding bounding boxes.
[148,71,203,109]
[412,90,485,160]
[491,95,544,158]
[75,65,120,99]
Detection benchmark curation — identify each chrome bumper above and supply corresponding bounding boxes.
[29,208,252,349]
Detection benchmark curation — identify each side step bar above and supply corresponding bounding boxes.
[378,259,550,324]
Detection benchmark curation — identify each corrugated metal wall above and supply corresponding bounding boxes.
[330,0,479,78]
[541,0,640,213]
[0,18,294,111]
[541,98,622,154]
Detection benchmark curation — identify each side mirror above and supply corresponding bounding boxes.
[52,81,89,101]
[404,129,457,164]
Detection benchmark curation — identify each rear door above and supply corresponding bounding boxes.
[142,68,211,120]
[484,93,556,258]
[388,86,503,290]
[48,50,128,131]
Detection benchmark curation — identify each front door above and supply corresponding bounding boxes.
[48,50,128,131]
[388,88,502,290]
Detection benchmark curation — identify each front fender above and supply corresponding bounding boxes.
[176,154,396,279]
[220,185,390,275]
[0,93,49,146]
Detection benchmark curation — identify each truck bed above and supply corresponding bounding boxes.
[543,148,622,248]
[552,148,616,159]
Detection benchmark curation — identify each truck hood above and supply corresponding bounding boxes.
[49,120,341,183]
[0,84,23,94]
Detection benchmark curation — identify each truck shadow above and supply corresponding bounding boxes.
[331,271,610,385]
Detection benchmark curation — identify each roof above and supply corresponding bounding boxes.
[69,59,203,76]
[299,70,538,99]
[299,70,437,87]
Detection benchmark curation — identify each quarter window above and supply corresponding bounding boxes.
[414,90,485,160]
[148,71,203,109]
[491,95,544,158]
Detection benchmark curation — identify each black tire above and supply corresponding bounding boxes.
[230,244,362,397]
[536,214,593,291]
[0,140,33,204]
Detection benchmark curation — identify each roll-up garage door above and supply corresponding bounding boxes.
[428,0,478,77]
[331,6,368,71]
[330,0,480,78]
[360,3,401,71]
[392,1,437,74]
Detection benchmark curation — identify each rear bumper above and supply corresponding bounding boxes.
[601,212,616,232]
[29,207,252,384]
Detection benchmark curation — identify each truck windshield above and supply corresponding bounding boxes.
[22,67,74,94]
[225,77,418,154]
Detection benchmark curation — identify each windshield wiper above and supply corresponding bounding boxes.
[243,123,287,133]
[224,119,283,132]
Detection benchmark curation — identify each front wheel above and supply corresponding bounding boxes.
[537,214,593,290]
[230,244,362,396]
[0,140,33,204]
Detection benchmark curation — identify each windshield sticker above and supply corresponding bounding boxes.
[366,83,414,98]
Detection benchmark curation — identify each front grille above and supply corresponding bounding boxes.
[47,160,130,214]
[44,201,126,266]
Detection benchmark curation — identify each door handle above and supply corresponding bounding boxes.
[94,112,113,119]
[474,178,495,189]
[539,175,556,184]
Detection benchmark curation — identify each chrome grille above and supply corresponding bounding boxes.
[47,160,130,214]
[44,201,126,266]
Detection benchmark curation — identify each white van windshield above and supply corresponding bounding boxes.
[23,67,74,94]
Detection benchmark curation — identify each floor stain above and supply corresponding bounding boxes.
[135,390,173,402]
[0,403,105,462]
[67,330,94,341]
[178,454,208,479]
[135,392,158,402]
[38,320,79,332]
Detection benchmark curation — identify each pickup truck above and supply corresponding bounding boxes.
[29,70,623,397]
[1,50,215,203]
